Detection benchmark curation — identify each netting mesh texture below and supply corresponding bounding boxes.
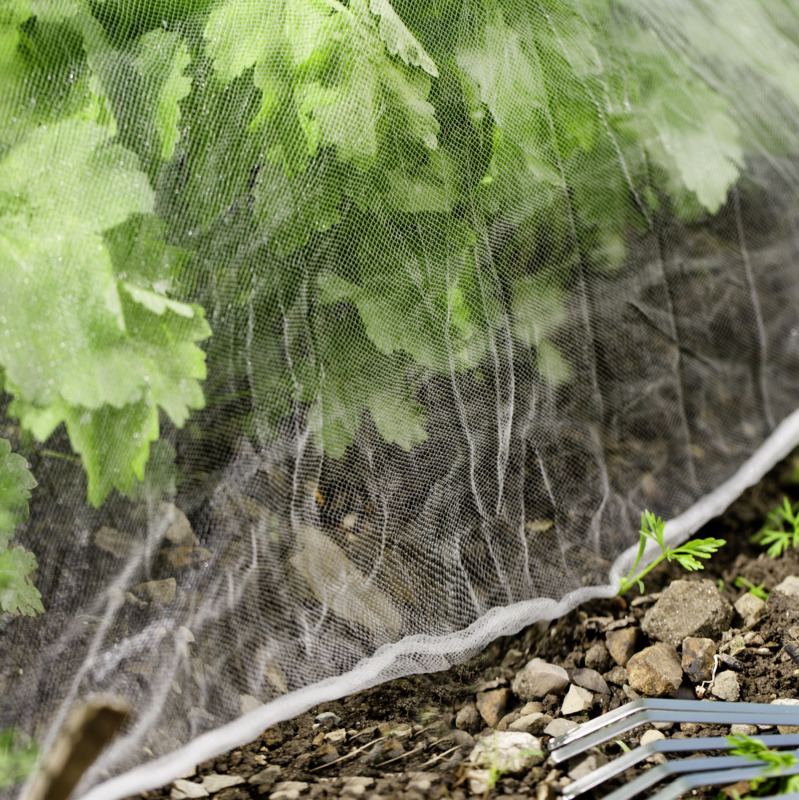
[2,0,799,797]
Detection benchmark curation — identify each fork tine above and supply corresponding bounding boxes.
[599,752,777,800]
[550,701,799,763]
[549,699,799,751]
[562,733,799,800]
[649,754,799,800]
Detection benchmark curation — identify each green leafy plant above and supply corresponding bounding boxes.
[734,576,770,601]
[725,732,799,797]
[0,437,42,617]
[2,0,799,507]
[0,727,39,790]
[618,510,726,596]
[752,497,799,559]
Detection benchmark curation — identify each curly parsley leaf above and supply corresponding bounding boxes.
[204,0,439,174]
[136,29,191,161]
[317,216,498,372]
[0,117,210,504]
[299,315,427,457]
[0,438,35,548]
[0,438,42,616]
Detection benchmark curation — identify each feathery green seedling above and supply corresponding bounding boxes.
[725,732,799,797]
[752,497,799,559]
[734,576,770,601]
[618,511,726,596]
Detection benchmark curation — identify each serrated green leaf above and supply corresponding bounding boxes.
[117,283,211,428]
[456,9,547,158]
[0,545,43,615]
[104,214,189,289]
[252,155,348,257]
[0,5,95,153]
[0,116,210,505]
[0,438,36,546]
[136,29,191,160]
[645,81,742,214]
[367,0,438,77]
[63,399,159,506]
[0,220,136,409]
[0,117,148,226]
[121,282,197,319]
[203,0,280,83]
[303,315,426,457]
[316,217,497,372]
[535,340,571,386]
[204,0,439,175]
[0,437,41,617]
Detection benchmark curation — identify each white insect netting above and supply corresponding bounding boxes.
[2,0,799,797]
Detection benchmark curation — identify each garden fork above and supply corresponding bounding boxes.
[547,698,799,800]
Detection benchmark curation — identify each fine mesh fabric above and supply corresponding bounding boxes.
[2,1,799,797]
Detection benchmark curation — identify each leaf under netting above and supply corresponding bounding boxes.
[2,0,799,797]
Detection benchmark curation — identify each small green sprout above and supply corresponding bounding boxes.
[726,732,799,796]
[0,727,39,789]
[475,733,543,792]
[618,511,726,596]
[733,576,770,601]
[752,497,799,559]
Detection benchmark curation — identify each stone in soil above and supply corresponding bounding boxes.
[641,579,733,647]
[567,750,607,781]
[584,642,611,672]
[202,775,244,793]
[772,699,799,733]
[681,637,717,683]
[710,670,740,702]
[508,712,547,733]
[132,577,177,604]
[605,627,637,666]
[543,718,578,737]
[639,730,667,764]
[171,780,209,800]
[561,685,593,715]
[270,782,308,800]
[339,776,375,797]
[570,667,609,694]
[603,665,627,686]
[455,702,482,733]
[476,687,510,727]
[469,731,543,773]
[627,643,682,697]
[511,658,569,700]
[774,575,799,596]
[734,592,766,626]
[247,766,281,789]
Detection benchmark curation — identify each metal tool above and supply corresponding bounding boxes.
[547,698,799,800]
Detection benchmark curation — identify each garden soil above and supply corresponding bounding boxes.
[4,416,799,800]
[111,451,799,800]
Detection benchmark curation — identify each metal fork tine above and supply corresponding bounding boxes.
[550,701,799,763]
[649,754,799,800]
[549,699,799,751]
[562,733,799,800]
[600,752,778,800]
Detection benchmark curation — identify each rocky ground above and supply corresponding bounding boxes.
[125,454,799,800]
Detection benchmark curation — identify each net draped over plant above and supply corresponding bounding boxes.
[2,0,799,796]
